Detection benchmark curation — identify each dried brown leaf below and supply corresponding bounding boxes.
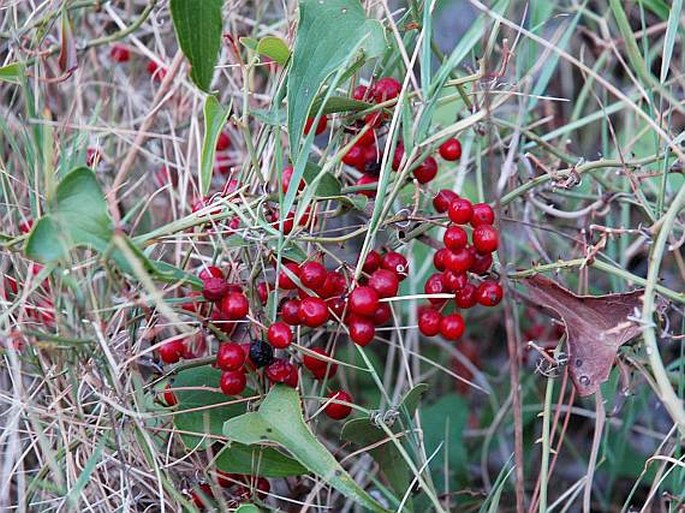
[521,274,644,396]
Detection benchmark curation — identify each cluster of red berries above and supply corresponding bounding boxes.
[417,190,503,340]
[188,472,270,510]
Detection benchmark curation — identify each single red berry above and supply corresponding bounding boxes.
[285,364,299,388]
[448,198,474,225]
[304,348,338,379]
[304,115,328,136]
[476,280,503,306]
[265,359,297,386]
[347,314,375,346]
[162,385,177,406]
[299,261,327,290]
[216,342,246,371]
[298,297,330,327]
[281,165,305,194]
[392,143,405,171]
[413,156,438,184]
[438,138,462,161]
[355,174,378,198]
[364,111,386,128]
[220,292,249,320]
[471,203,495,226]
[189,483,214,509]
[220,370,247,396]
[256,281,270,304]
[443,226,468,251]
[348,286,380,316]
[159,340,184,364]
[356,127,376,147]
[352,84,369,100]
[325,390,353,420]
[371,303,392,325]
[280,299,302,325]
[216,131,231,151]
[455,283,477,309]
[433,248,449,271]
[440,313,465,340]
[216,470,239,488]
[181,333,207,359]
[277,262,300,290]
[86,147,101,167]
[444,248,474,274]
[362,145,380,174]
[199,265,224,281]
[326,296,346,318]
[146,60,167,80]
[473,224,499,254]
[368,269,399,298]
[418,307,442,337]
[202,276,229,302]
[441,270,467,292]
[372,77,402,102]
[433,189,459,213]
[267,321,293,349]
[362,250,382,274]
[381,252,408,280]
[321,271,347,298]
[342,144,366,170]
[470,251,493,275]
[110,44,130,63]
[424,273,445,305]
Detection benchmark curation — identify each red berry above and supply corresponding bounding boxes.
[444,248,474,274]
[352,85,369,100]
[438,138,462,161]
[448,198,474,224]
[441,270,467,292]
[220,292,249,320]
[303,348,337,379]
[362,145,380,174]
[418,307,442,336]
[202,276,229,302]
[277,262,300,290]
[433,248,449,271]
[299,261,327,290]
[372,77,402,102]
[304,115,328,136]
[327,296,346,318]
[321,271,347,298]
[220,370,247,396]
[343,144,366,170]
[471,203,495,226]
[476,280,503,306]
[199,266,224,281]
[146,60,167,80]
[433,189,459,213]
[190,483,214,509]
[216,131,231,151]
[440,313,465,340]
[159,340,184,364]
[455,283,477,309]
[470,252,493,275]
[162,385,177,406]
[372,303,392,325]
[325,390,353,420]
[364,111,386,128]
[110,44,130,63]
[267,321,293,349]
[298,297,329,327]
[216,471,239,488]
[256,281,270,304]
[355,174,378,198]
[381,252,408,280]
[86,147,101,168]
[424,273,445,305]
[443,226,468,251]
[281,165,305,194]
[280,299,302,325]
[368,269,399,298]
[347,314,375,346]
[348,286,380,316]
[362,250,382,274]
[265,359,297,386]
[216,342,246,371]
[413,156,438,184]
[392,143,405,171]
[356,127,376,147]
[472,225,499,254]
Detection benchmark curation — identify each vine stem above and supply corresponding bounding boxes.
[640,182,685,435]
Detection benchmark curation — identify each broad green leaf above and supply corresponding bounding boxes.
[215,443,307,478]
[170,0,223,92]
[200,96,230,195]
[223,386,392,513]
[302,161,341,197]
[239,37,258,50]
[256,36,290,65]
[0,62,23,84]
[287,0,386,151]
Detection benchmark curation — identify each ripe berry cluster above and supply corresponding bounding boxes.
[417,190,503,340]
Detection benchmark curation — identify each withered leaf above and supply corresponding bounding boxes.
[58,10,78,76]
[521,274,644,396]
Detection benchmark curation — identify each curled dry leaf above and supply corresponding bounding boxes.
[521,274,644,396]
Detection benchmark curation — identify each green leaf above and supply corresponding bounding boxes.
[287,0,386,151]
[215,443,307,478]
[0,62,23,84]
[223,386,391,513]
[310,95,373,116]
[235,505,261,513]
[609,0,649,83]
[200,96,231,195]
[239,37,258,50]
[170,0,223,92]
[256,36,290,65]
[302,161,341,197]
[26,167,113,263]
[660,0,683,82]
